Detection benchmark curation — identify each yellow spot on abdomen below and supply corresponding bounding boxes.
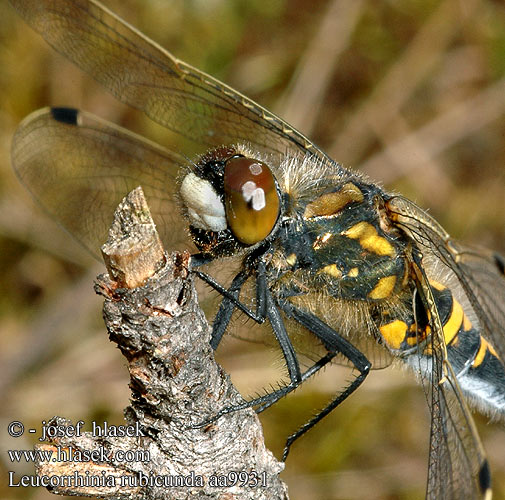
[343,221,394,256]
[409,323,430,346]
[472,337,499,368]
[429,280,446,291]
[368,275,397,300]
[443,298,464,346]
[380,320,408,350]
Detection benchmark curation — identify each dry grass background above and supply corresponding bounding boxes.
[1,0,505,499]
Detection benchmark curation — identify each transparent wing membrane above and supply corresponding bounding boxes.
[12,108,190,256]
[10,0,336,165]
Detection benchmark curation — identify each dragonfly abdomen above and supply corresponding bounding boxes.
[452,325,505,417]
[379,280,505,417]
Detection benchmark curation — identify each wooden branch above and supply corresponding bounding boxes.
[34,187,288,499]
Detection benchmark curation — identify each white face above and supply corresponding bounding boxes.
[179,172,227,232]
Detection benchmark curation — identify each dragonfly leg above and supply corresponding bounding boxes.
[279,301,371,460]
[193,258,302,383]
[191,352,335,427]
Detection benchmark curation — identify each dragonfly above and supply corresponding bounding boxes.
[9,1,505,498]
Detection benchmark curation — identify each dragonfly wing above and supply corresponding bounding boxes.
[9,0,335,164]
[413,268,491,500]
[425,360,490,499]
[12,107,190,256]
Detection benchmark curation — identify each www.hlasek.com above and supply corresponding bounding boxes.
[8,444,150,465]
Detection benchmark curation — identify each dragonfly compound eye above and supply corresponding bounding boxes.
[224,156,280,245]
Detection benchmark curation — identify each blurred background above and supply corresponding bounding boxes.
[1,0,505,499]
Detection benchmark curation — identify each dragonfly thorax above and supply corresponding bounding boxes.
[269,181,410,303]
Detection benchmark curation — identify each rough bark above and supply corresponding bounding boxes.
[34,187,288,499]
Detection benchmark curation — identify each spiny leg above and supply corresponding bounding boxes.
[279,301,371,460]
[193,351,336,426]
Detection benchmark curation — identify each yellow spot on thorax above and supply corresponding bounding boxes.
[343,221,395,257]
[286,253,297,266]
[304,183,364,218]
[348,267,359,277]
[368,275,397,300]
[463,314,473,331]
[320,264,343,279]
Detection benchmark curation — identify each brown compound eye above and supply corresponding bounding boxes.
[224,156,280,245]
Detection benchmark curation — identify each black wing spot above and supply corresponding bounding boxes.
[478,459,492,493]
[493,252,505,276]
[50,107,79,125]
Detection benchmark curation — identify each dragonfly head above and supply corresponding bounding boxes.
[180,146,282,258]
